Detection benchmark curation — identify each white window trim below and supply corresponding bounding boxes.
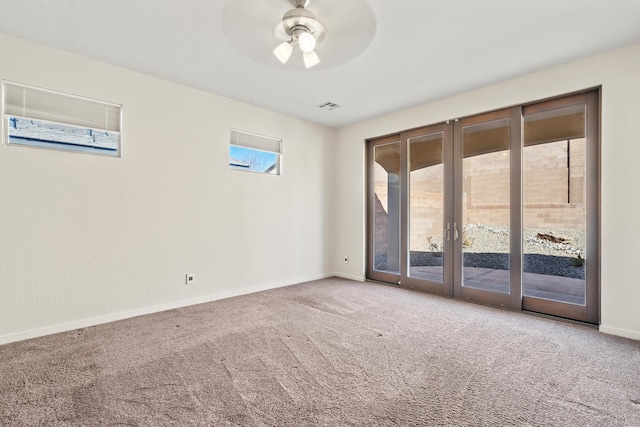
[229,129,282,175]
[2,80,122,157]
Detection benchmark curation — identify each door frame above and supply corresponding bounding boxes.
[400,123,453,296]
[452,107,522,309]
[366,134,402,285]
[365,88,600,324]
[520,90,600,323]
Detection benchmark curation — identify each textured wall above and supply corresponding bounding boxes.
[0,33,335,343]
[335,42,640,340]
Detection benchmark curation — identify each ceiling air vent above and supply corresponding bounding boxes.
[316,101,341,111]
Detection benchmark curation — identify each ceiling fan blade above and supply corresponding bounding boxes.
[273,41,293,64]
[303,50,320,68]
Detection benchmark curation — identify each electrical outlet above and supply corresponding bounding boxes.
[343,256,349,264]
[186,274,195,285]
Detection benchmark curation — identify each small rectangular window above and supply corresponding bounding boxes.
[229,129,281,175]
[2,81,121,157]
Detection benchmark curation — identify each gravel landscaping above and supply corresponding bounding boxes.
[376,223,586,279]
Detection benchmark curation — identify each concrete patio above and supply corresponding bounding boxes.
[410,266,585,305]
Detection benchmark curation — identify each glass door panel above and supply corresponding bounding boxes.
[461,118,511,294]
[408,132,445,283]
[366,90,598,324]
[522,104,587,305]
[372,142,401,276]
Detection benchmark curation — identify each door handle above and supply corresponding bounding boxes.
[454,222,459,241]
[445,222,450,241]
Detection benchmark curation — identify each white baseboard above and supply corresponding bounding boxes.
[332,272,366,282]
[599,325,640,341]
[12,273,635,346]
[0,273,332,346]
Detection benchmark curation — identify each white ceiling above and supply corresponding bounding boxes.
[0,0,639,128]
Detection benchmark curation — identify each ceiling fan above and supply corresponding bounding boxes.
[273,0,325,69]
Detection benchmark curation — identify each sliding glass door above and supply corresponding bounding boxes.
[521,92,599,323]
[404,124,452,295]
[452,110,518,307]
[366,90,599,323]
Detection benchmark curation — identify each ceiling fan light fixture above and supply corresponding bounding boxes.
[273,40,294,64]
[274,0,324,69]
[303,50,320,68]
[297,31,316,53]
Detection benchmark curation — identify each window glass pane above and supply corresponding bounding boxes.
[523,104,586,305]
[229,130,281,175]
[7,116,119,156]
[462,118,511,294]
[373,142,401,274]
[229,145,279,174]
[408,132,444,283]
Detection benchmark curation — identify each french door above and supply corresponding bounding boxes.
[367,90,599,323]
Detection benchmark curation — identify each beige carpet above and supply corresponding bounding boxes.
[1,277,639,426]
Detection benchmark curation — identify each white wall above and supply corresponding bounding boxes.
[333,42,640,341]
[2,32,639,345]
[0,33,336,344]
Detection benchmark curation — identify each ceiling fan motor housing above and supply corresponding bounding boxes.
[282,6,319,39]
